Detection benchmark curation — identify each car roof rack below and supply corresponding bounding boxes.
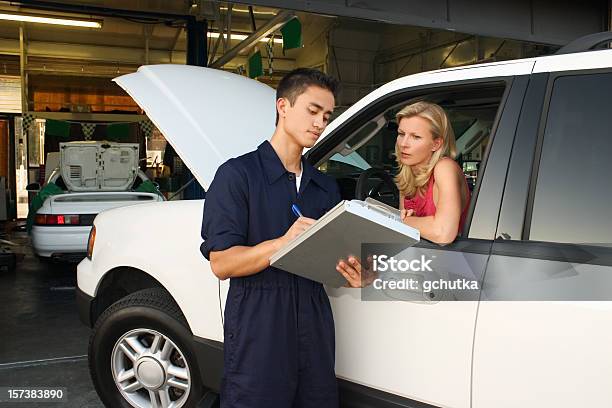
[555,31,612,55]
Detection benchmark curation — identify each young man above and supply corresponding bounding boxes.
[200,68,363,408]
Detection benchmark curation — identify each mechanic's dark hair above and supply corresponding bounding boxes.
[275,68,339,125]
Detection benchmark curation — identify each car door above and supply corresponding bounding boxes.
[306,70,531,408]
[473,68,612,407]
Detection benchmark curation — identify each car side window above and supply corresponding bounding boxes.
[318,83,507,209]
[529,72,612,245]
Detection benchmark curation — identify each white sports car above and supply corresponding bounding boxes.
[30,141,164,262]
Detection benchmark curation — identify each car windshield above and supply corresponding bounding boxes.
[318,84,506,208]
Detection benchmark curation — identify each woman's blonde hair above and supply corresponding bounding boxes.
[394,101,457,198]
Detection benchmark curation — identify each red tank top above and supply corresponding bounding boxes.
[403,164,471,235]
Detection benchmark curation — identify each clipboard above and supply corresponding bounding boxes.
[270,198,420,287]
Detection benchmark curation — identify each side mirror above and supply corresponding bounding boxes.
[26,182,41,192]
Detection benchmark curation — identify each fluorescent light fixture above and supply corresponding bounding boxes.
[0,13,102,28]
[220,6,277,15]
[207,31,283,44]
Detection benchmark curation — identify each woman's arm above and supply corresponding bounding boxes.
[402,159,463,245]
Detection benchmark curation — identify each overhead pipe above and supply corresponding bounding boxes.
[210,10,294,68]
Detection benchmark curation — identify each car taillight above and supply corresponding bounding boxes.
[34,214,80,225]
[87,225,96,260]
[34,214,47,225]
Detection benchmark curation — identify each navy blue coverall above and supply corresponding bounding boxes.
[201,140,342,408]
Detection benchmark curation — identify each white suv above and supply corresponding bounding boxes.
[77,33,612,408]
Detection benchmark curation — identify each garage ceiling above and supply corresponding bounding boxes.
[0,1,285,67]
[231,0,610,46]
[1,0,605,76]
[0,0,605,113]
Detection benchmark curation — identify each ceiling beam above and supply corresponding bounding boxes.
[210,10,294,68]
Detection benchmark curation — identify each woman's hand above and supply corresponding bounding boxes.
[336,256,376,288]
[400,208,415,223]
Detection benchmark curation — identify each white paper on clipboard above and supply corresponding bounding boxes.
[270,198,420,287]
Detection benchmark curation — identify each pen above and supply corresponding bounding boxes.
[291,204,303,218]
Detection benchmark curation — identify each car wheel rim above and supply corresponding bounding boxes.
[111,328,191,408]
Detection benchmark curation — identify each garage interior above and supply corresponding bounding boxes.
[0,0,608,406]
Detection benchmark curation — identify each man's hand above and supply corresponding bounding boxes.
[275,216,316,250]
[336,256,376,288]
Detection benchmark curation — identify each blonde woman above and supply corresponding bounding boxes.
[395,101,471,245]
[336,102,471,283]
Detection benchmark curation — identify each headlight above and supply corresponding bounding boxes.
[87,225,96,260]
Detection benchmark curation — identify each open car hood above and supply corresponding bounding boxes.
[114,65,276,190]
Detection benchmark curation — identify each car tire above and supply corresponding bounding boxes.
[89,287,205,408]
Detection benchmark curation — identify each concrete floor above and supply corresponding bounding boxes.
[0,225,104,407]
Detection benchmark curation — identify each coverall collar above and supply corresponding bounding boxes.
[257,140,330,192]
